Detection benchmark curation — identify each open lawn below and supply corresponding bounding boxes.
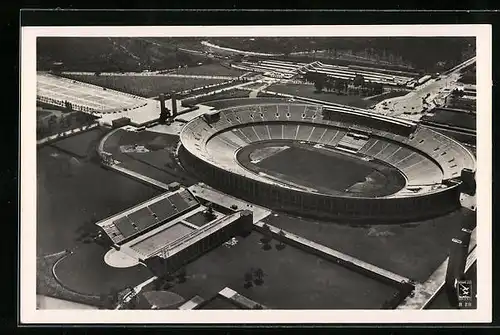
[262,208,476,282]
[37,253,103,308]
[164,231,398,309]
[53,243,153,296]
[173,63,247,77]
[421,108,476,130]
[201,296,242,309]
[37,145,161,256]
[66,75,228,98]
[37,109,98,140]
[103,129,197,186]
[266,83,373,108]
[51,128,106,158]
[37,109,53,119]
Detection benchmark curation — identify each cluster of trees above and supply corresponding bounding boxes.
[243,267,266,289]
[302,72,384,96]
[208,37,474,72]
[260,224,286,251]
[37,111,96,139]
[153,267,188,292]
[37,37,213,73]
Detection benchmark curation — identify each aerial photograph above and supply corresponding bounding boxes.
[34,36,477,311]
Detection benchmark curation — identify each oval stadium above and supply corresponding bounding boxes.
[34,36,480,312]
[179,102,476,223]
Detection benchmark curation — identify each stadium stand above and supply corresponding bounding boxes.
[97,189,201,245]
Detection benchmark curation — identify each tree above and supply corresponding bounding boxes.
[334,79,345,94]
[451,88,464,97]
[353,73,365,87]
[244,271,253,289]
[253,268,265,286]
[204,202,216,221]
[373,82,384,95]
[313,76,325,93]
[176,267,187,283]
[47,115,57,134]
[101,287,120,309]
[276,230,286,250]
[324,78,334,92]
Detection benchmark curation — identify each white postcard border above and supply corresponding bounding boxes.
[20,24,492,324]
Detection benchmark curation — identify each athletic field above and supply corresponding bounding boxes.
[238,143,406,197]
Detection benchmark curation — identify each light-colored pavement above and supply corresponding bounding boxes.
[372,57,476,119]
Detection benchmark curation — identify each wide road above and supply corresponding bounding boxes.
[372,57,476,120]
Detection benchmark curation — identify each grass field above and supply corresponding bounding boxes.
[173,63,247,77]
[51,128,106,158]
[250,145,404,197]
[421,108,476,130]
[262,208,476,282]
[53,243,153,296]
[426,262,477,309]
[37,108,98,140]
[37,145,161,256]
[237,143,405,197]
[67,75,228,98]
[103,129,197,186]
[37,253,103,308]
[266,83,373,108]
[164,231,397,309]
[37,109,53,119]
[201,296,242,309]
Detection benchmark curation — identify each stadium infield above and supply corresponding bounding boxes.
[237,142,406,197]
[163,231,398,309]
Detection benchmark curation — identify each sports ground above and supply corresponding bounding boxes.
[237,142,406,197]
